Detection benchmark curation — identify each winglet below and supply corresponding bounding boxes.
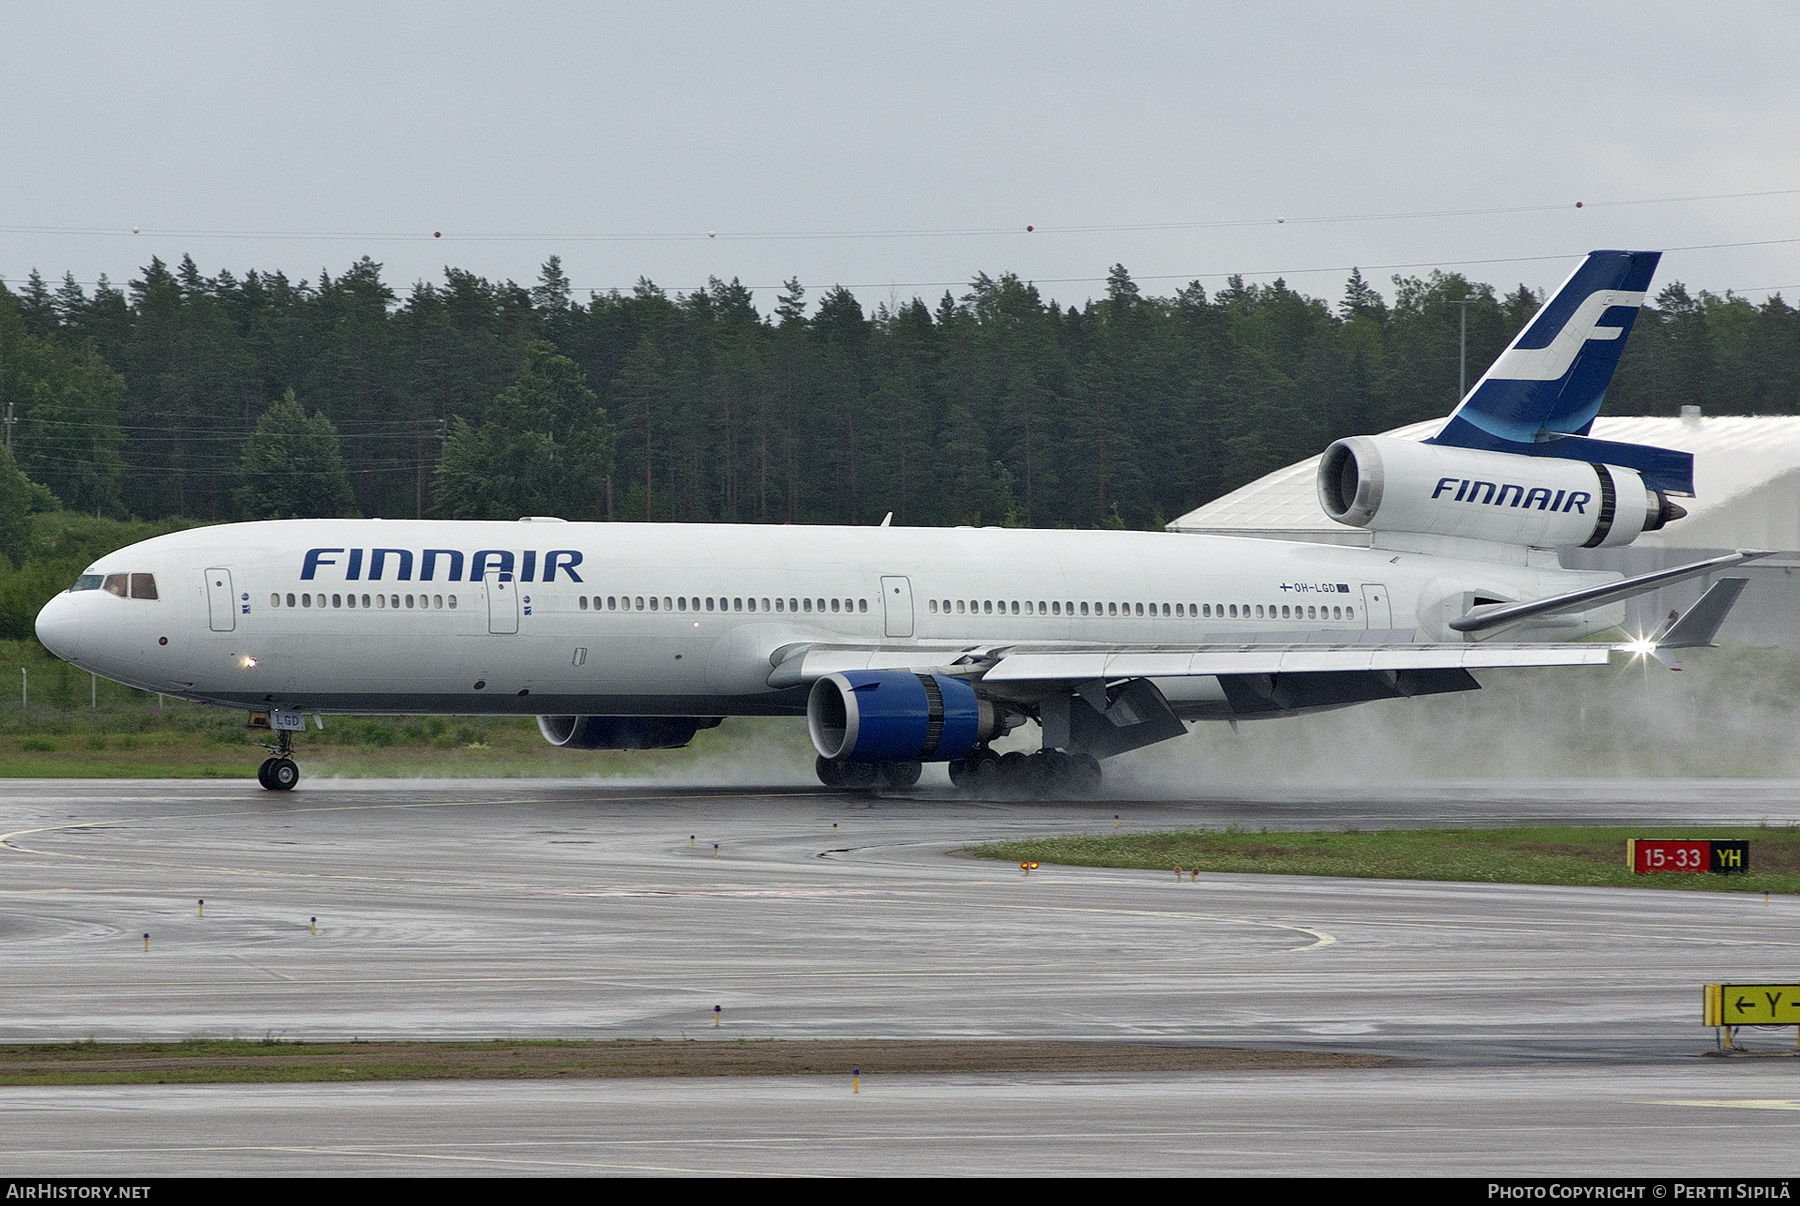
[1646,577,1750,666]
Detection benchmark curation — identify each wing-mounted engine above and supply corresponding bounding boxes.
[807,671,1012,763]
[537,715,722,750]
[1318,435,1685,552]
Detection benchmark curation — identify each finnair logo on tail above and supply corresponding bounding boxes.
[1488,289,1646,382]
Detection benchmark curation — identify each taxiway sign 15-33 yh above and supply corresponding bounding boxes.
[35,251,1763,792]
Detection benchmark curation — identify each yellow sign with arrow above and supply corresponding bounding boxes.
[1704,984,1800,1026]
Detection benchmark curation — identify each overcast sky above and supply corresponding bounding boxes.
[6,2,1799,316]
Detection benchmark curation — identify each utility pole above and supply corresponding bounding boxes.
[1457,294,1480,404]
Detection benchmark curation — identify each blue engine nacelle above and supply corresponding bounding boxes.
[807,671,1000,763]
[537,715,722,750]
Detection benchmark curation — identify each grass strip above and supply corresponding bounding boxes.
[0,1039,1390,1085]
[968,825,1800,894]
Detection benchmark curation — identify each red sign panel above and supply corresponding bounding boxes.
[1632,839,1712,874]
[1629,839,1750,874]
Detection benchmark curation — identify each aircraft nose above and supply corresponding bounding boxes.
[34,592,79,661]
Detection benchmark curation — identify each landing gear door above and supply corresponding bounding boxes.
[485,572,518,634]
[880,575,914,638]
[205,568,236,633]
[1361,583,1392,629]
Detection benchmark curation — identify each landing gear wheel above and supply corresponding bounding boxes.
[877,760,922,788]
[999,751,1037,795]
[816,756,880,790]
[840,760,879,789]
[1069,753,1102,797]
[256,757,276,789]
[267,758,299,792]
[971,749,1003,794]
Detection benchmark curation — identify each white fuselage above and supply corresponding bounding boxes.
[33,519,1621,719]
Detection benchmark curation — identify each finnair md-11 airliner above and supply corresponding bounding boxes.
[35,251,1758,792]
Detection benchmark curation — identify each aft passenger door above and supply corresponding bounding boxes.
[1361,583,1392,628]
[485,572,519,634]
[205,568,236,633]
[880,575,914,638]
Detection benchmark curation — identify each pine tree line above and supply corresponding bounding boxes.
[3,254,1798,533]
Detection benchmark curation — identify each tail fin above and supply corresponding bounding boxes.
[1429,250,1693,495]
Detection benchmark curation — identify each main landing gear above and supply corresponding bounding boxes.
[815,756,921,789]
[947,747,1101,798]
[255,728,301,792]
[813,748,1101,797]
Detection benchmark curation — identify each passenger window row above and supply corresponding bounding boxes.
[931,599,1206,617]
[252,590,1350,621]
[271,592,456,611]
[1207,603,1354,621]
[575,595,869,614]
[71,573,158,600]
[925,598,1355,621]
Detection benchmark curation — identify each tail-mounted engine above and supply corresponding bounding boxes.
[807,671,1009,763]
[1318,435,1685,550]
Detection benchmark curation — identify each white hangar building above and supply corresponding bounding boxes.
[1169,410,1800,647]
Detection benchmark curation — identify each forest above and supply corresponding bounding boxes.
[0,252,1793,541]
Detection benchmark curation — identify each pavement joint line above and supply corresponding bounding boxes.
[1648,1108,1800,1116]
[127,1143,782,1177]
[9,1117,1800,1158]
[0,787,824,850]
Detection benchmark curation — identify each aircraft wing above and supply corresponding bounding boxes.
[766,639,1610,690]
[1448,550,1767,634]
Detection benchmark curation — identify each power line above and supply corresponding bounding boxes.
[2,186,1798,245]
[15,236,1800,302]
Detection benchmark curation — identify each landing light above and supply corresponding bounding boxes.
[240,656,258,669]
[1621,637,1657,657]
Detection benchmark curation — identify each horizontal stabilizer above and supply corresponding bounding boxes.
[1653,577,1749,649]
[1493,433,1693,497]
[1448,551,1767,635]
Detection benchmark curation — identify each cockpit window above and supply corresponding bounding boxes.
[90,573,157,599]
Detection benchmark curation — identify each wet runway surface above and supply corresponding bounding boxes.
[4,776,1799,1175]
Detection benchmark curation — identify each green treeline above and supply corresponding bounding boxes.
[3,255,1799,538]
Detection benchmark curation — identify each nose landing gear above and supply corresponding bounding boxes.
[257,754,300,791]
[252,721,301,792]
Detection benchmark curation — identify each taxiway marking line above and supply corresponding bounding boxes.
[972,901,1334,950]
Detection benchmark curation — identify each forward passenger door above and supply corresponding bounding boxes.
[205,568,236,633]
[485,572,519,634]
